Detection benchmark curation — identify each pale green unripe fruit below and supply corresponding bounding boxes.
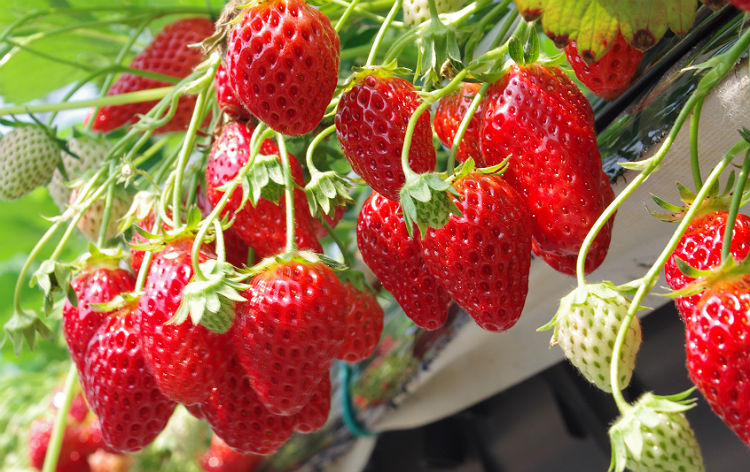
[0,125,60,201]
[49,136,108,210]
[545,282,641,392]
[402,0,465,27]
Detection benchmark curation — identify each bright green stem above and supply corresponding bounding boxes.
[721,149,750,263]
[96,162,117,248]
[324,221,354,268]
[213,219,226,264]
[427,0,439,18]
[575,26,750,286]
[334,0,361,32]
[465,0,512,61]
[447,82,489,173]
[306,124,336,173]
[0,87,173,116]
[689,97,705,190]
[609,139,749,412]
[401,69,469,178]
[134,211,163,293]
[12,222,63,316]
[365,0,400,67]
[42,364,77,472]
[277,133,297,253]
[172,86,212,228]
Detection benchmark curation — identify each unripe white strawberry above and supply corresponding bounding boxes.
[70,188,129,242]
[542,282,641,392]
[49,136,109,210]
[402,0,465,27]
[0,125,61,200]
[609,392,705,472]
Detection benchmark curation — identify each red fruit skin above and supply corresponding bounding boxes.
[665,211,750,322]
[194,357,295,455]
[137,238,233,405]
[421,173,532,332]
[531,172,615,276]
[336,75,437,201]
[215,63,251,120]
[686,275,750,447]
[729,0,750,10]
[225,0,340,136]
[233,260,346,415]
[293,374,331,433]
[91,18,214,133]
[201,435,263,472]
[63,266,136,371]
[564,32,643,101]
[206,121,323,258]
[356,192,452,330]
[29,418,99,472]
[479,64,612,266]
[82,311,176,453]
[337,282,384,363]
[433,82,485,165]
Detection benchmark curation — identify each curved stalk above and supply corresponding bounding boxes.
[0,87,173,116]
[721,149,750,263]
[42,365,77,472]
[277,134,297,253]
[365,0,401,67]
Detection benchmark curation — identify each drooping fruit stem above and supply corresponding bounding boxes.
[447,82,489,173]
[306,124,336,173]
[96,161,117,248]
[721,148,750,263]
[401,68,468,179]
[689,97,705,190]
[277,133,297,253]
[0,87,174,116]
[334,0,361,32]
[609,139,749,412]
[365,0,401,67]
[41,364,77,472]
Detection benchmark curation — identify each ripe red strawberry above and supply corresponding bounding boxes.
[63,264,136,371]
[337,282,384,362]
[357,192,452,330]
[29,418,99,472]
[233,259,346,415]
[479,63,614,272]
[196,184,254,268]
[137,238,233,405]
[200,434,263,472]
[225,0,340,136]
[293,374,331,433]
[433,82,485,165]
[82,310,176,453]
[91,18,214,133]
[729,0,750,10]
[214,63,251,120]
[421,173,532,332]
[206,121,323,258]
[665,211,750,322]
[195,356,295,455]
[686,273,750,447]
[564,32,643,101]
[336,74,436,201]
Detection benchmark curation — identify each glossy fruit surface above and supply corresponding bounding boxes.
[433,82,485,165]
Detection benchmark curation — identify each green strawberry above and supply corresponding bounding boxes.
[49,136,109,210]
[402,0,464,27]
[609,392,705,472]
[541,283,641,392]
[69,187,130,241]
[0,125,61,200]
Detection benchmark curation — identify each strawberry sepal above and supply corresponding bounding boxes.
[400,172,462,238]
[305,170,353,218]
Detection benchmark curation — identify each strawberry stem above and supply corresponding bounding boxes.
[213,219,227,264]
[464,0,514,61]
[41,364,77,472]
[689,97,704,190]
[721,148,750,263]
[277,133,297,253]
[401,68,468,179]
[171,56,217,228]
[333,0,361,32]
[305,124,336,174]
[446,82,489,173]
[134,211,163,293]
[609,139,749,412]
[96,161,117,247]
[365,0,400,67]
[0,86,173,116]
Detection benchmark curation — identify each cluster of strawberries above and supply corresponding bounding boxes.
[348,63,615,333]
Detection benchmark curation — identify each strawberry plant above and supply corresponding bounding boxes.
[1,0,750,470]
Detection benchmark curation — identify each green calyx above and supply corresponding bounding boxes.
[540,281,629,334]
[400,172,462,238]
[649,178,746,223]
[128,206,204,255]
[171,259,249,334]
[416,1,461,84]
[342,61,412,95]
[305,170,353,218]
[246,153,286,205]
[668,255,750,299]
[507,29,540,66]
[608,390,704,472]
